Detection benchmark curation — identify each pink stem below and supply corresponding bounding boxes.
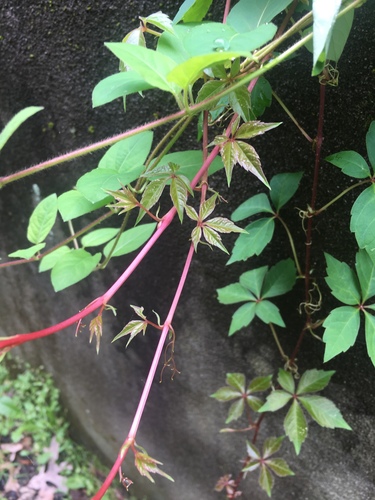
[92,243,196,500]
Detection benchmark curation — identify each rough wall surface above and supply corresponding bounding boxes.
[0,1,374,499]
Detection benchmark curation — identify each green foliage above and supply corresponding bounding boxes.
[259,369,351,454]
[0,106,43,152]
[217,259,296,335]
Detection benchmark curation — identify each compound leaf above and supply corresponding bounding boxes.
[364,311,375,367]
[255,300,285,327]
[259,391,292,413]
[239,266,268,297]
[296,369,335,395]
[266,458,294,478]
[217,283,256,304]
[231,193,274,222]
[262,259,296,299]
[226,398,245,423]
[233,140,270,188]
[229,301,257,336]
[322,306,360,362]
[350,184,375,252]
[356,249,375,301]
[259,465,274,497]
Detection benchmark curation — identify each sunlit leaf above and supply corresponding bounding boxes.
[58,190,109,221]
[51,250,101,292]
[81,228,119,247]
[27,194,58,245]
[39,246,71,272]
[103,223,156,257]
[8,243,46,260]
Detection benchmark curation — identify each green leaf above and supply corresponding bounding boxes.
[324,253,361,305]
[259,464,274,497]
[92,71,153,108]
[325,9,354,63]
[58,190,109,221]
[312,0,341,76]
[262,259,296,298]
[226,398,245,423]
[250,77,272,119]
[170,176,188,222]
[27,194,58,244]
[229,86,251,122]
[105,43,180,94]
[239,266,268,297]
[229,301,257,336]
[299,395,351,430]
[284,399,307,455]
[266,458,294,477]
[248,375,273,393]
[296,369,335,395]
[227,218,275,264]
[8,243,46,260]
[38,246,71,272]
[350,184,375,252]
[168,51,251,89]
[173,0,213,23]
[227,0,292,32]
[231,193,274,222]
[255,300,285,327]
[210,387,242,402]
[226,373,246,392]
[325,151,371,179]
[217,283,256,304]
[322,306,360,362]
[0,106,43,152]
[99,131,153,171]
[364,311,375,367]
[76,166,144,203]
[277,369,295,394]
[141,11,174,34]
[269,172,304,211]
[196,80,226,107]
[103,223,156,257]
[356,249,375,301]
[81,228,119,247]
[259,391,292,412]
[263,436,284,458]
[51,250,101,292]
[235,121,281,140]
[233,140,270,187]
[156,150,223,180]
[246,396,264,412]
[366,121,375,170]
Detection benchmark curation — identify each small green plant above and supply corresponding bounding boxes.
[0,0,370,498]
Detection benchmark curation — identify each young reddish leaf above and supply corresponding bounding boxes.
[229,302,257,336]
[106,187,139,214]
[284,400,307,455]
[205,217,246,234]
[259,464,274,497]
[200,193,218,221]
[134,448,174,483]
[137,179,167,223]
[233,140,270,188]
[220,140,237,186]
[211,134,229,146]
[185,204,199,221]
[225,398,245,423]
[202,226,228,253]
[298,395,351,430]
[229,86,251,122]
[262,436,284,459]
[296,369,335,395]
[235,121,281,140]
[89,315,102,355]
[266,458,294,477]
[245,440,261,460]
[248,375,273,393]
[170,176,189,222]
[322,306,360,362]
[277,369,295,394]
[112,320,147,347]
[191,226,202,251]
[259,391,292,412]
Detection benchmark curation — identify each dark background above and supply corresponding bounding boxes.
[0,1,374,499]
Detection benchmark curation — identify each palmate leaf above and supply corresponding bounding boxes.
[355,249,375,301]
[259,391,292,412]
[217,283,255,305]
[255,300,285,327]
[350,184,375,252]
[202,226,228,253]
[227,217,275,264]
[269,172,303,211]
[262,436,284,459]
[277,369,295,394]
[229,86,251,122]
[233,140,270,188]
[296,369,335,395]
[364,311,375,367]
[134,447,174,484]
[137,179,167,224]
[239,266,268,297]
[170,175,190,222]
[325,151,371,179]
[266,458,294,478]
[229,301,257,336]
[284,399,307,455]
[261,259,297,298]
[259,465,274,498]
[235,121,280,140]
[226,398,245,423]
[322,306,360,362]
[205,217,246,234]
[298,395,351,430]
